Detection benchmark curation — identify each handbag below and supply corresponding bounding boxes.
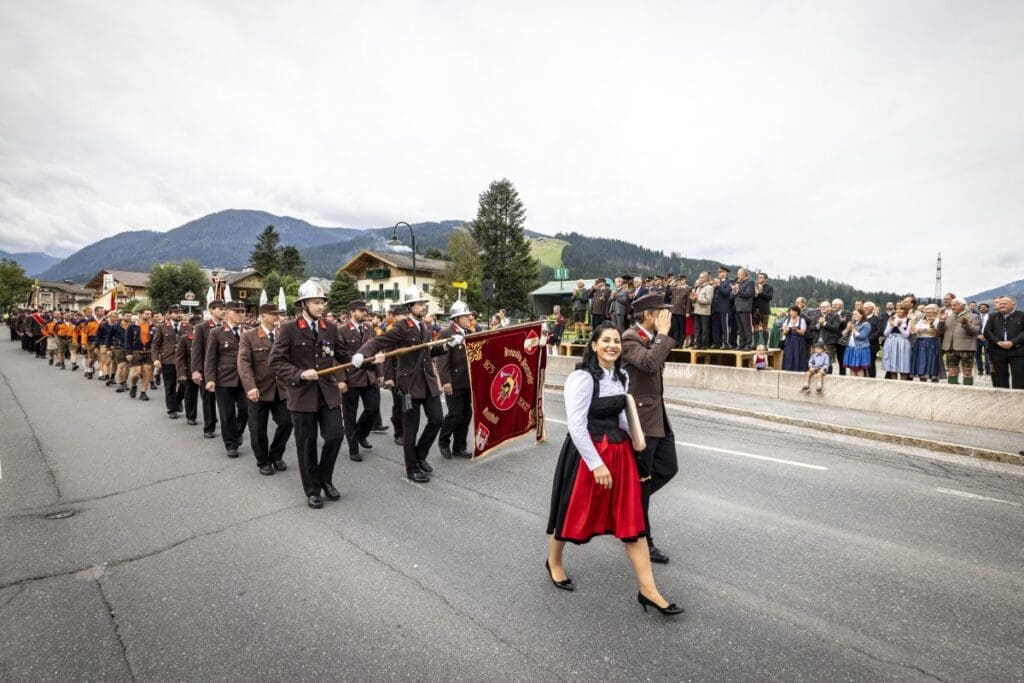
[623,393,646,453]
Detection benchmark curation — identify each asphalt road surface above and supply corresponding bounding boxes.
[2,341,1023,682]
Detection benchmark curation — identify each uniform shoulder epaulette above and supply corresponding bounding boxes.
[405,319,415,328]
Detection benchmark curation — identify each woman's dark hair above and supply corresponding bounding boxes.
[789,305,802,315]
[576,321,627,384]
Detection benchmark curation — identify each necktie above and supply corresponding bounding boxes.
[312,321,318,336]
[174,324,179,334]
[233,326,239,340]
[269,331,275,344]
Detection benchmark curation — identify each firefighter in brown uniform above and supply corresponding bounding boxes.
[238,303,292,475]
[351,285,463,483]
[620,293,679,565]
[174,315,200,425]
[336,299,382,461]
[191,300,225,438]
[270,280,367,508]
[668,275,692,348]
[589,278,611,329]
[204,301,248,457]
[152,305,186,419]
[435,300,474,459]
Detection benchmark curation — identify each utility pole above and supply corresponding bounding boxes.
[934,252,942,302]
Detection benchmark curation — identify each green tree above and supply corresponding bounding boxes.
[433,228,483,317]
[0,259,33,313]
[327,269,360,314]
[147,260,208,312]
[250,225,281,274]
[279,245,305,279]
[424,246,445,260]
[471,178,539,314]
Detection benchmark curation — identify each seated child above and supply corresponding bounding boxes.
[803,342,830,394]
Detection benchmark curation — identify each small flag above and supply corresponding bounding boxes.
[205,286,215,304]
[259,289,268,306]
[278,287,287,312]
[224,284,233,303]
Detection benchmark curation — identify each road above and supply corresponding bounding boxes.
[2,340,1023,681]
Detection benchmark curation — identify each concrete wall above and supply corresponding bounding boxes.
[544,355,1024,433]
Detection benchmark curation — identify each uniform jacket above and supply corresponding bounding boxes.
[589,287,610,316]
[620,324,674,439]
[106,323,129,349]
[151,321,183,364]
[937,312,981,352]
[336,320,377,387]
[610,287,631,316]
[712,279,734,314]
[238,326,287,401]
[670,284,692,316]
[434,323,470,392]
[190,319,218,377]
[984,310,1024,357]
[126,322,154,352]
[269,315,349,412]
[174,325,194,381]
[356,317,445,399]
[205,322,244,387]
[733,278,755,313]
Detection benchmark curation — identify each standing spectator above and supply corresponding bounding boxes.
[733,268,755,350]
[910,304,941,382]
[767,309,785,350]
[753,272,774,348]
[863,302,885,378]
[781,306,808,372]
[976,302,991,376]
[570,280,589,337]
[937,298,981,385]
[808,301,834,370]
[831,299,849,376]
[711,267,734,349]
[547,305,565,355]
[842,308,872,377]
[882,303,912,380]
[610,277,629,331]
[589,278,610,329]
[668,274,691,348]
[692,272,714,349]
[985,296,1024,389]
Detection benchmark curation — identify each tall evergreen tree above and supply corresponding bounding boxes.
[0,259,32,313]
[250,225,281,274]
[471,178,539,314]
[279,245,305,279]
[327,269,361,313]
[433,228,483,317]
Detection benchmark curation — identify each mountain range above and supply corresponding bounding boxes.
[0,250,63,277]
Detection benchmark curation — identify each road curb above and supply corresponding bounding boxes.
[543,383,1024,466]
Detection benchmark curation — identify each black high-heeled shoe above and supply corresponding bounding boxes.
[545,559,574,592]
[637,591,684,616]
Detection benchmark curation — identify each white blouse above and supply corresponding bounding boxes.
[563,368,631,472]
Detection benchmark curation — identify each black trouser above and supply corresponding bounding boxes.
[160,363,185,414]
[214,385,248,450]
[712,312,730,347]
[735,311,753,348]
[670,314,686,347]
[342,384,380,452]
[291,390,343,496]
[636,435,679,543]
[181,378,199,421]
[439,388,472,453]
[694,314,711,348]
[990,353,1024,389]
[591,314,606,329]
[200,385,218,434]
[402,394,443,473]
[835,343,847,375]
[867,341,880,378]
[248,397,293,465]
[390,388,403,437]
[611,314,626,331]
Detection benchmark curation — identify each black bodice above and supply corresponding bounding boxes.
[587,393,627,444]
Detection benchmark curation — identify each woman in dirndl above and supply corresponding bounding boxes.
[546,322,683,616]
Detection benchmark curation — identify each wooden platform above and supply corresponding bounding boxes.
[558,343,783,369]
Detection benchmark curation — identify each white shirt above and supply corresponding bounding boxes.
[563,368,630,472]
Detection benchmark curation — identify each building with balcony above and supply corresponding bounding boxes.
[84,270,152,311]
[28,281,94,312]
[339,250,447,313]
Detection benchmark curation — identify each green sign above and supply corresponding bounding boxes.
[554,266,568,281]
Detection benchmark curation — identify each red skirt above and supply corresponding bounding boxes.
[547,434,646,543]
[685,316,695,336]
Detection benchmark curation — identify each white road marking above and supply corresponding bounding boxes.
[935,488,1020,507]
[544,418,827,471]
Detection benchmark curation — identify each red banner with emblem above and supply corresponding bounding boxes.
[465,321,547,459]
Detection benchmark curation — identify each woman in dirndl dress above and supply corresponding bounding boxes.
[781,306,808,371]
[910,304,941,382]
[546,322,683,616]
[882,303,913,379]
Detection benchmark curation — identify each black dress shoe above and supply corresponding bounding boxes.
[258,464,275,475]
[349,451,363,462]
[273,460,287,471]
[371,425,389,433]
[322,483,341,500]
[203,431,215,438]
[453,449,472,459]
[439,445,452,459]
[187,419,198,425]
[358,438,373,450]
[407,469,430,483]
[139,392,149,401]
[226,449,239,458]
[129,385,137,398]
[394,435,403,445]
[649,545,670,564]
[307,495,324,509]
[545,559,574,591]
[116,385,127,393]
[167,412,178,419]
[417,459,433,473]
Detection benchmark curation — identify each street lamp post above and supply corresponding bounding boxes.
[387,221,417,284]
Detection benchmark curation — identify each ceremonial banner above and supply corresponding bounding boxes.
[465,322,546,459]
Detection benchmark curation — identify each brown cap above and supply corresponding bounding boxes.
[631,293,672,313]
[167,304,181,313]
[258,303,280,315]
[225,301,246,311]
[347,299,368,311]
[208,299,226,310]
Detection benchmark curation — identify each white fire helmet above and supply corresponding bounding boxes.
[448,300,472,319]
[403,285,429,304]
[294,279,326,305]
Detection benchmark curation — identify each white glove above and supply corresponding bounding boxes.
[351,353,364,368]
[448,334,464,348]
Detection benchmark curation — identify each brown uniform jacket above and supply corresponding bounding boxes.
[238,326,287,401]
[174,324,194,381]
[205,322,243,387]
[151,321,182,364]
[269,316,349,412]
[190,319,218,377]
[356,317,445,399]
[670,284,692,316]
[620,324,675,439]
[434,324,470,392]
[590,287,610,317]
[337,320,377,387]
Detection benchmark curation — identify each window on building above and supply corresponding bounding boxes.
[421,283,430,293]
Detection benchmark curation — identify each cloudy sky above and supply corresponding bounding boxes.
[2,1,1021,294]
